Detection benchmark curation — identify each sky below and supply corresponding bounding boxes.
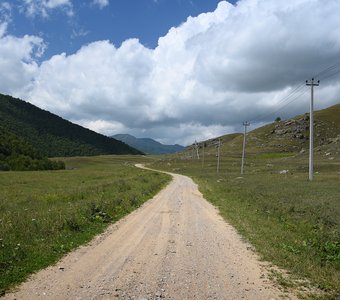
[0,0,340,146]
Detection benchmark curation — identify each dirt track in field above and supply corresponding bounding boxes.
[3,165,296,300]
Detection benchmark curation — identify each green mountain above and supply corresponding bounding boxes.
[0,94,143,158]
[0,125,65,171]
[112,134,185,155]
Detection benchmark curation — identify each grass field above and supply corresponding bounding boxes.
[0,143,338,299]
[151,150,340,299]
[0,155,171,295]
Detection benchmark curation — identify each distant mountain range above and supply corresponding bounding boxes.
[112,134,185,155]
[0,93,143,160]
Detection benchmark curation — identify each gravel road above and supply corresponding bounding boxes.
[3,165,296,300]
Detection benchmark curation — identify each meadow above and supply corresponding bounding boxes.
[0,155,171,295]
[151,150,340,299]
[0,146,339,299]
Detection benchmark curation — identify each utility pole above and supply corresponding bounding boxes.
[216,139,221,173]
[194,140,200,160]
[241,121,250,175]
[306,78,320,181]
[202,142,205,168]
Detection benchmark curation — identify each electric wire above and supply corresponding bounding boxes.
[313,60,340,79]
[318,69,340,81]
[250,83,307,123]
[248,60,340,124]
[251,86,308,123]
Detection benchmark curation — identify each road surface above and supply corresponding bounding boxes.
[3,165,295,300]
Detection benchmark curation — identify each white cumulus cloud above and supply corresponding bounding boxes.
[0,23,45,96]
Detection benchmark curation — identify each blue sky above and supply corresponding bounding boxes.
[0,0,339,145]
[6,0,235,60]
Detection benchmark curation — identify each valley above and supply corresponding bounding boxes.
[0,104,339,299]
[2,165,297,300]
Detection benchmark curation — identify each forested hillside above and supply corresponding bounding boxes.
[0,126,65,171]
[0,94,143,158]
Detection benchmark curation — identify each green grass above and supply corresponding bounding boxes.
[255,152,296,159]
[0,155,171,295]
[151,152,340,299]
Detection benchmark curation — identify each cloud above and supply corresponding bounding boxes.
[92,0,109,9]
[0,23,45,96]
[20,0,73,18]
[71,28,90,39]
[2,0,340,145]
[0,2,12,23]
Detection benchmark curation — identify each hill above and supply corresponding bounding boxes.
[0,94,143,157]
[210,104,339,152]
[112,134,185,155]
[185,103,340,162]
[0,126,65,171]
[244,103,340,154]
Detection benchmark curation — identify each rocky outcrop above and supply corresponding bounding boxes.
[270,114,336,147]
[270,115,310,142]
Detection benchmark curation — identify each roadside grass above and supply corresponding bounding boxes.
[0,155,170,295]
[151,152,340,299]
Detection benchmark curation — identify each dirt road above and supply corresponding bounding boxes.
[3,165,295,300]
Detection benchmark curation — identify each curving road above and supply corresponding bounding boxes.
[3,165,295,300]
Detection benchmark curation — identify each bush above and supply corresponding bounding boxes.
[1,154,65,172]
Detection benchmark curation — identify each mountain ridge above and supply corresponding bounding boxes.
[112,134,185,155]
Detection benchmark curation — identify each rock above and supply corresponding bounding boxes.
[155,291,164,298]
[274,129,287,135]
[284,120,295,126]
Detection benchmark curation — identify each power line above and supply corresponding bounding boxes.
[251,85,308,123]
[319,69,340,81]
[250,60,340,124]
[313,60,340,78]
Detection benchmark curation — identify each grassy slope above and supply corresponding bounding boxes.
[0,155,171,295]
[315,103,340,123]
[219,103,340,156]
[151,104,340,299]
